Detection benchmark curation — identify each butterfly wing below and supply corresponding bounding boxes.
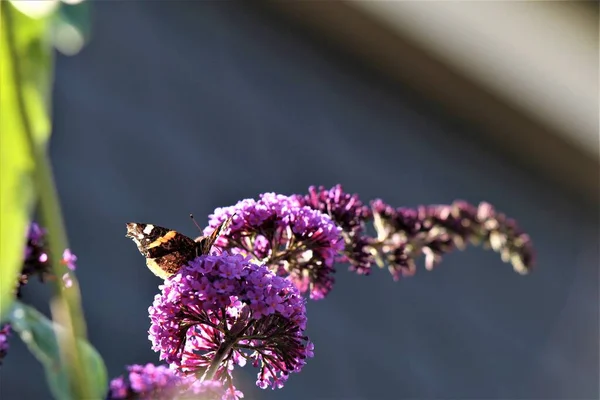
[195,214,235,255]
[126,223,197,278]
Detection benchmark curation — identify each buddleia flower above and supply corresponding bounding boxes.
[148,253,312,392]
[203,193,343,299]
[294,184,374,275]
[106,363,240,400]
[371,199,535,279]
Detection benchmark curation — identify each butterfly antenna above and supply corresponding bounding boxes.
[189,213,203,233]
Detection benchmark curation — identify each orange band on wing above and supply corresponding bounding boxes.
[147,230,177,249]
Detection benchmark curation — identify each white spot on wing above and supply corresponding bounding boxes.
[143,224,154,235]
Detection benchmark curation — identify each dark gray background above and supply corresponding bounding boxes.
[2,2,598,399]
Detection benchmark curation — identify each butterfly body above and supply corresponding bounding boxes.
[126,217,232,279]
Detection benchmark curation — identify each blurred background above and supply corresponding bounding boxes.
[2,1,598,399]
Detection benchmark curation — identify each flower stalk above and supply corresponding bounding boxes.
[202,339,236,382]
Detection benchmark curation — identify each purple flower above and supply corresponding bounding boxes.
[295,185,371,235]
[0,324,11,365]
[203,193,343,299]
[106,363,237,400]
[107,363,183,399]
[61,248,77,271]
[19,223,77,296]
[371,199,535,279]
[295,185,374,275]
[60,248,77,288]
[190,379,244,400]
[149,253,312,392]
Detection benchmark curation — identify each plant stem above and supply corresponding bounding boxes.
[202,338,235,381]
[202,319,254,381]
[3,3,92,399]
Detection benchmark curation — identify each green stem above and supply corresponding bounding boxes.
[3,3,93,399]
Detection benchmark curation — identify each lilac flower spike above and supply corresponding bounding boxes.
[296,185,371,236]
[203,193,343,299]
[371,199,535,279]
[149,253,312,392]
[292,185,535,281]
[295,185,374,275]
[107,363,238,400]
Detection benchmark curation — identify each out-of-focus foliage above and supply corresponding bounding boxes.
[1,3,102,400]
[9,301,108,400]
[0,0,91,322]
[0,2,53,321]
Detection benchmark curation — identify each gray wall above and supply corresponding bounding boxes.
[2,2,598,399]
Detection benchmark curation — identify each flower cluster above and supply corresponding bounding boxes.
[0,324,10,365]
[371,199,535,279]
[107,363,190,399]
[107,363,238,400]
[19,223,77,296]
[133,186,534,398]
[294,185,374,275]
[148,253,312,394]
[203,193,343,299]
[201,187,535,295]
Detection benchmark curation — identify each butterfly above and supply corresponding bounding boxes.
[125,214,233,279]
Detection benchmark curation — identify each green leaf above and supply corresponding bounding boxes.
[9,301,108,400]
[0,3,53,321]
